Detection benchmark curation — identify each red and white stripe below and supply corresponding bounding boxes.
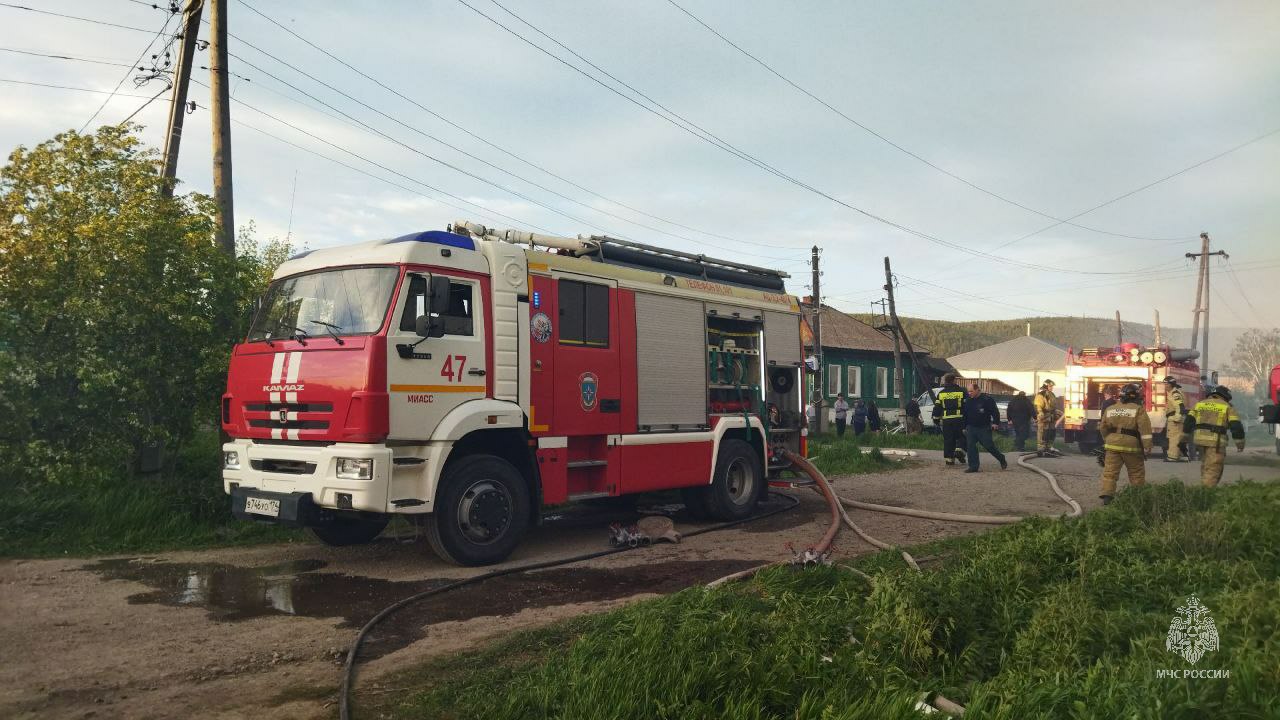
[269,351,303,440]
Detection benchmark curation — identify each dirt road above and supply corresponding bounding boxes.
[3,449,1276,719]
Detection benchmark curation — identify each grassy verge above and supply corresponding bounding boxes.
[807,435,902,476]
[812,430,1032,454]
[0,431,299,557]
[370,481,1280,719]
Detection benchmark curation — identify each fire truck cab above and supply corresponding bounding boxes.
[221,222,806,565]
[1062,344,1201,454]
[1260,364,1280,455]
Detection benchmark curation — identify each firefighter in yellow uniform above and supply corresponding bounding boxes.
[1098,383,1152,505]
[1033,379,1061,456]
[1183,386,1246,487]
[1162,376,1189,462]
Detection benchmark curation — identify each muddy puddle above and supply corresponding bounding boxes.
[85,557,765,659]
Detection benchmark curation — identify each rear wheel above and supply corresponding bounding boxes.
[701,439,763,521]
[425,454,530,566]
[310,515,389,547]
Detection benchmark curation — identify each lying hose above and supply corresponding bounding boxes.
[1015,452,1082,517]
[339,492,800,720]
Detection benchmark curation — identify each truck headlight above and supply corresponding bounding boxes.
[223,451,240,469]
[336,458,373,480]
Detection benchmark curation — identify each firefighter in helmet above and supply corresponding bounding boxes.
[1183,385,1246,487]
[1098,382,1152,505]
[1162,376,1189,462]
[1033,379,1061,456]
[932,373,968,465]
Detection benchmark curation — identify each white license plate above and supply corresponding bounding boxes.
[244,496,281,517]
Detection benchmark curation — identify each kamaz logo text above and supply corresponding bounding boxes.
[262,383,306,393]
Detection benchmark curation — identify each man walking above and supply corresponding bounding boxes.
[962,383,1007,473]
[1163,376,1190,462]
[833,394,849,437]
[1184,386,1246,487]
[1007,390,1033,451]
[1098,382,1152,505]
[1033,379,1062,457]
[932,374,968,466]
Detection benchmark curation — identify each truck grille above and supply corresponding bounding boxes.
[242,401,333,436]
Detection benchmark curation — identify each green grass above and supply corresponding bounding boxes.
[807,435,902,476]
[0,431,299,557]
[812,430,1031,454]
[370,481,1280,720]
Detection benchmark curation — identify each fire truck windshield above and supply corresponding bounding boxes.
[247,266,399,342]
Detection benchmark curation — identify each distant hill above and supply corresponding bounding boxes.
[850,314,1249,367]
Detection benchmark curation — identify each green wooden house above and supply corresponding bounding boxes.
[802,302,931,419]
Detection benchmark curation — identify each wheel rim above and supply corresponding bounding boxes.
[724,458,754,505]
[456,479,513,545]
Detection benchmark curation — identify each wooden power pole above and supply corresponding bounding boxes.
[884,256,906,411]
[811,245,824,434]
[159,0,204,197]
[210,0,235,256]
[1114,310,1123,346]
[1186,232,1228,381]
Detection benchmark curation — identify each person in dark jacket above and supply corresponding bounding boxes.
[1007,390,1033,451]
[963,383,1007,473]
[932,374,968,465]
[852,399,868,435]
[867,401,882,432]
[904,397,923,434]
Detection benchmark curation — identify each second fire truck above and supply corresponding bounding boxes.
[1062,343,1203,454]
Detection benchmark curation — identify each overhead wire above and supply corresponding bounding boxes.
[0,47,137,67]
[0,77,165,100]
[78,4,178,131]
[664,0,1189,244]
[232,0,805,252]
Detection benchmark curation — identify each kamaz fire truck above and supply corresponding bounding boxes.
[221,222,806,565]
[1260,363,1280,455]
[1062,343,1202,454]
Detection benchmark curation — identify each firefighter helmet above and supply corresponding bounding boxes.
[1163,376,1179,386]
[1043,379,1055,388]
[1121,383,1143,402]
[1211,386,1233,402]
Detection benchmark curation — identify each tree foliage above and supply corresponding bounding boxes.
[1227,328,1280,399]
[0,126,285,484]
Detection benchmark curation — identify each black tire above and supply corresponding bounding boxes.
[769,369,795,394]
[310,515,389,547]
[425,454,531,566]
[701,438,764,521]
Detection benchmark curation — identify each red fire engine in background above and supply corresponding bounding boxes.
[221,221,807,566]
[1260,363,1280,455]
[1062,343,1203,454]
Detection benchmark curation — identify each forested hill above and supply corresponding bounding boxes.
[849,314,1247,361]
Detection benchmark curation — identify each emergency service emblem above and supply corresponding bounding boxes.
[1166,595,1219,665]
[531,312,552,343]
[579,372,599,411]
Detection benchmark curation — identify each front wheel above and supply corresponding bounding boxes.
[310,515,389,547]
[700,439,764,521]
[425,454,531,566]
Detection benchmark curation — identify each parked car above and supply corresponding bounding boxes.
[916,388,1012,435]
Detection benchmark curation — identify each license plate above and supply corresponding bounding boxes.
[244,496,281,517]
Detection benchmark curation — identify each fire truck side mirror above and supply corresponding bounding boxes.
[413,275,452,339]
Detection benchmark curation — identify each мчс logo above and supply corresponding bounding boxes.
[1166,595,1220,665]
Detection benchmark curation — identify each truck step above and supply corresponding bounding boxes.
[567,491,612,501]
[566,459,608,469]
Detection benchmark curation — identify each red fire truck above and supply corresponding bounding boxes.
[1062,343,1202,454]
[221,222,806,565]
[1260,364,1280,455]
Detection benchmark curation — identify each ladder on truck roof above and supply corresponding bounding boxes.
[453,221,789,293]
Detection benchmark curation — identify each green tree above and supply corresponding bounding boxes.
[1227,328,1280,402]
[0,126,241,483]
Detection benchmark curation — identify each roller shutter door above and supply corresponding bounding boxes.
[764,311,802,367]
[635,293,707,428]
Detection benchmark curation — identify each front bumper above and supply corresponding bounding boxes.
[222,439,393,513]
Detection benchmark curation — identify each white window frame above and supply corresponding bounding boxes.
[847,365,861,398]
[876,366,889,398]
[828,364,842,396]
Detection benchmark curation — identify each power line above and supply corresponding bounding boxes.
[1222,259,1268,326]
[79,7,178,131]
[0,77,163,100]
[0,47,136,67]
[458,0,1202,276]
[232,0,802,253]
[0,3,156,34]
[664,0,1191,244]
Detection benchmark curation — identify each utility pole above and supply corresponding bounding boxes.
[1186,232,1228,381]
[810,245,824,434]
[1114,310,1123,346]
[210,0,235,256]
[159,0,204,197]
[1153,309,1162,347]
[884,257,906,411]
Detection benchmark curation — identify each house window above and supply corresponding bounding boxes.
[876,366,889,398]
[827,365,842,396]
[558,279,609,347]
[847,365,861,397]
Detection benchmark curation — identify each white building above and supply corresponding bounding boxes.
[947,336,1068,395]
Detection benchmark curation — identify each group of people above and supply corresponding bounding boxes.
[829,395,882,437]
[931,373,1008,472]
[1095,378,1245,504]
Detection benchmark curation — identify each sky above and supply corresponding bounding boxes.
[2,0,1278,331]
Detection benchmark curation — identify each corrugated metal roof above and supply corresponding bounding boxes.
[802,303,930,354]
[947,336,1067,372]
